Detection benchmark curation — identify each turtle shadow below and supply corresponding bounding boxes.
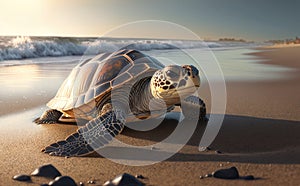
[90,113,300,164]
[206,114,300,154]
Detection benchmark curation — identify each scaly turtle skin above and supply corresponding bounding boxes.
[35,49,207,157]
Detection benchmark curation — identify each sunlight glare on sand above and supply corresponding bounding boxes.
[0,65,40,88]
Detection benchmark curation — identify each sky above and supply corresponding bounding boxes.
[0,0,299,41]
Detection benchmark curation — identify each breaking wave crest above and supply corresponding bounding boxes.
[0,36,258,61]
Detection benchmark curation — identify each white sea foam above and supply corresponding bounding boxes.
[0,36,262,61]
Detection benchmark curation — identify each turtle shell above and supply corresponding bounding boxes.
[47,49,164,117]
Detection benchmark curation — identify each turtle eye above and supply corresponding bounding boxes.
[166,70,178,79]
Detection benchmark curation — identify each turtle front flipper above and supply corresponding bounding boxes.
[180,95,208,122]
[42,108,126,157]
[34,109,63,124]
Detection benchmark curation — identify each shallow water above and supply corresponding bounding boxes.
[0,62,77,116]
[146,48,293,81]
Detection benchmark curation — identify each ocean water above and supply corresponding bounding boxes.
[0,36,261,62]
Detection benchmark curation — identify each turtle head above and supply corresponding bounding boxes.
[150,65,200,104]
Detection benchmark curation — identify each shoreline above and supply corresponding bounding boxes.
[0,46,299,185]
[252,45,300,69]
[224,46,300,121]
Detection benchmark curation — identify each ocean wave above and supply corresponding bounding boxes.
[0,36,86,61]
[0,36,259,61]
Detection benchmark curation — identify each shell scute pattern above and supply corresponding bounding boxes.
[75,94,85,108]
[84,89,95,104]
[47,50,164,116]
[111,72,133,88]
[74,62,98,95]
[112,49,129,56]
[94,82,111,98]
[127,63,150,77]
[94,56,131,86]
[126,50,146,61]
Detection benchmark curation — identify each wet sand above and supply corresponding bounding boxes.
[0,46,299,185]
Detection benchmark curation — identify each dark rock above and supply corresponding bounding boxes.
[48,176,77,186]
[243,175,255,180]
[12,174,31,182]
[215,150,222,154]
[213,167,239,179]
[135,174,145,179]
[31,164,61,179]
[104,173,144,186]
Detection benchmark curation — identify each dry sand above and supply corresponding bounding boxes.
[0,47,299,185]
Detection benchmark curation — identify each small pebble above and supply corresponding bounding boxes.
[12,174,31,182]
[213,166,239,179]
[79,181,84,186]
[87,180,95,184]
[49,176,77,186]
[219,163,223,167]
[215,150,222,154]
[31,164,61,179]
[204,174,212,178]
[199,176,203,179]
[151,146,158,150]
[243,175,255,180]
[135,174,145,179]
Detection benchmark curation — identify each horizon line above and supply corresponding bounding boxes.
[0,34,257,42]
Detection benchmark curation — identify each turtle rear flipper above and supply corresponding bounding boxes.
[34,109,63,124]
[42,108,125,157]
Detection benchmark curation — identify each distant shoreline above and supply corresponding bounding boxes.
[265,43,300,48]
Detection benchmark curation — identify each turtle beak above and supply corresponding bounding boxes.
[182,65,201,87]
[192,76,200,88]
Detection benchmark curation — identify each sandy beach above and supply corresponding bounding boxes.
[0,46,300,185]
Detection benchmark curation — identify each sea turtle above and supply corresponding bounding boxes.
[35,49,207,156]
